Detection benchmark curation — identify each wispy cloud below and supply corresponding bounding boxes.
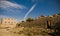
[0,1,26,14]
[0,0,6,1]
[0,1,26,9]
[0,1,26,18]
[23,4,36,20]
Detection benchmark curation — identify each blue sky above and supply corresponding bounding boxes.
[0,0,60,20]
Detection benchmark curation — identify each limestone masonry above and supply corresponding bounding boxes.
[0,18,19,28]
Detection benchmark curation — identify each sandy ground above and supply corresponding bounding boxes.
[0,29,26,36]
[0,29,51,36]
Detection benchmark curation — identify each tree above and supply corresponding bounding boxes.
[26,18,34,22]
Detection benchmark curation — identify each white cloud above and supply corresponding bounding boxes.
[0,0,6,1]
[0,1,26,15]
[23,4,36,20]
[0,1,26,9]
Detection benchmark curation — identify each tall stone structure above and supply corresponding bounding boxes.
[0,18,19,28]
